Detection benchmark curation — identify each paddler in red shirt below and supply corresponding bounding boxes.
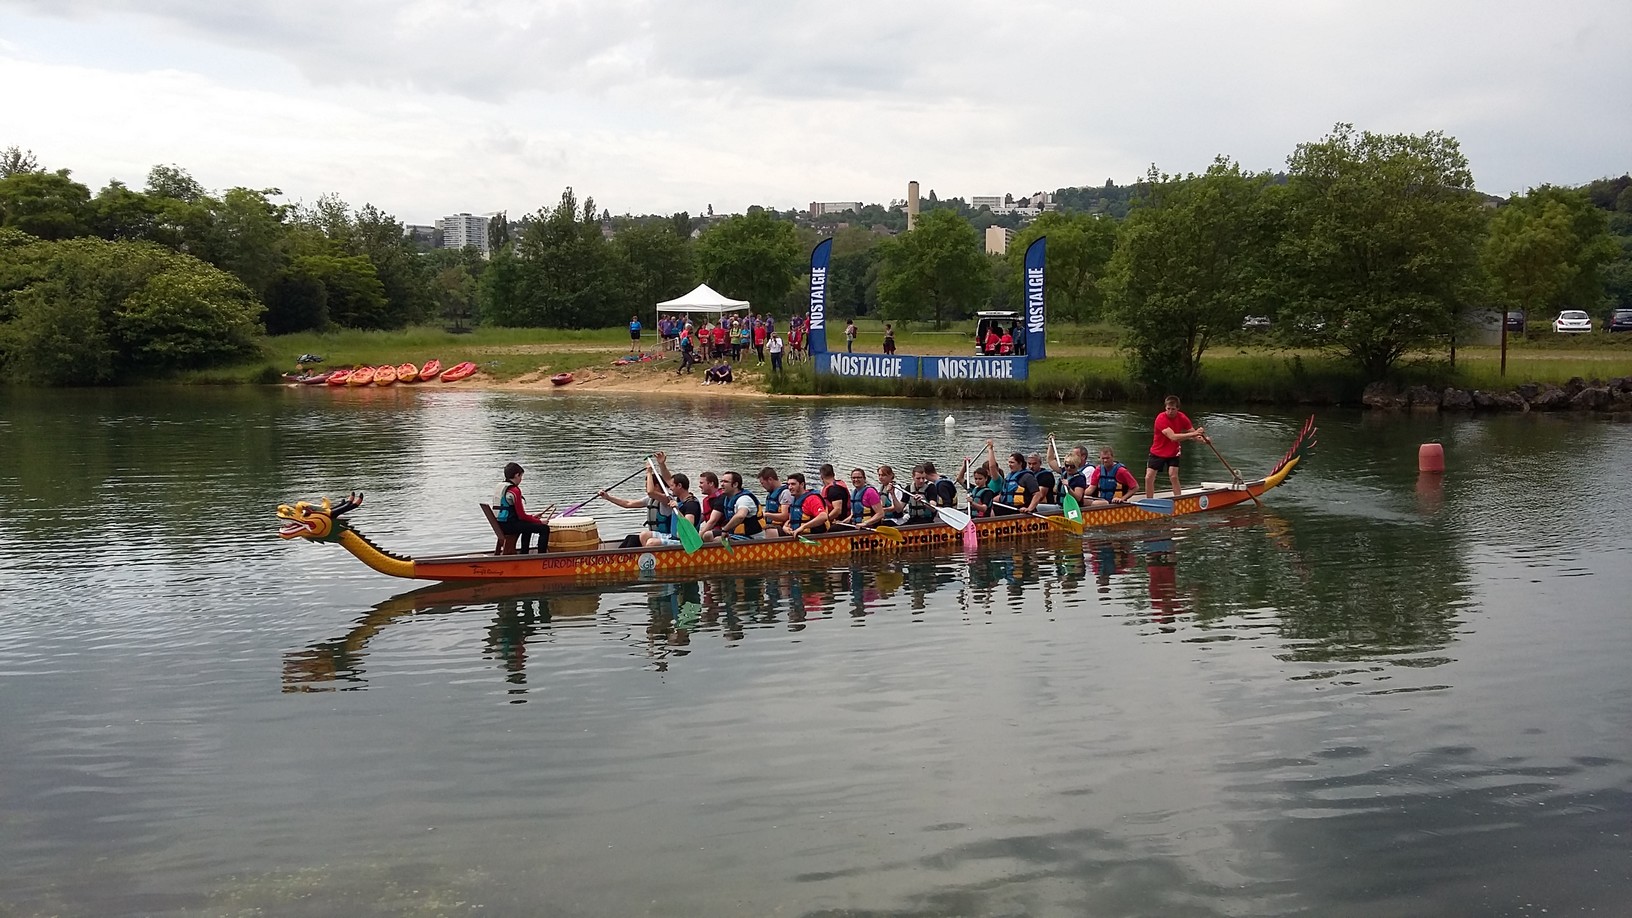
[1145,395,1209,499]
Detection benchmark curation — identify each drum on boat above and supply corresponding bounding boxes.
[548,516,600,552]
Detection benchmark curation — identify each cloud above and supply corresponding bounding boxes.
[3,0,1629,218]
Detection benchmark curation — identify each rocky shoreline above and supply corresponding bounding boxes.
[1362,376,1632,412]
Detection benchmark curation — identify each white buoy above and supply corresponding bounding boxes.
[944,415,955,428]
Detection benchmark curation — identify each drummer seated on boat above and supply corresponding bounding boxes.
[701,472,765,542]
[780,473,831,538]
[494,462,550,554]
[1086,447,1140,506]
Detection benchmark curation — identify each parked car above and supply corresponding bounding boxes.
[972,310,1022,355]
[1242,315,1272,329]
[1504,311,1526,333]
[1608,309,1632,333]
[1552,310,1593,334]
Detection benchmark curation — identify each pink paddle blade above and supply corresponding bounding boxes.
[962,522,978,552]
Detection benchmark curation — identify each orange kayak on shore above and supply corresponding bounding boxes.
[347,366,375,386]
[396,362,418,383]
[326,370,352,386]
[374,365,398,386]
[419,359,442,380]
[440,361,477,382]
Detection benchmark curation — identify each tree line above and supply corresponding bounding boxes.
[2,124,1628,387]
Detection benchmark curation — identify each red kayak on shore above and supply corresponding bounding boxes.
[419,359,442,381]
[550,373,574,386]
[440,361,477,382]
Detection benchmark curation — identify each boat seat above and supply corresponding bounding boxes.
[479,503,518,555]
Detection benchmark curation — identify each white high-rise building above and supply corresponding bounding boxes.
[436,213,490,254]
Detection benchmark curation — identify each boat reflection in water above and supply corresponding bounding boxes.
[283,537,1213,692]
[283,506,1464,695]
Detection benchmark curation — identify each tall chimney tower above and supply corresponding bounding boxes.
[907,180,920,231]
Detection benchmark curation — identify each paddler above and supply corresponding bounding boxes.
[1026,452,1057,512]
[1146,395,1208,499]
[967,466,998,518]
[700,471,764,542]
[779,473,831,538]
[847,468,883,528]
[758,467,792,529]
[874,465,910,526]
[982,440,1037,516]
[818,464,851,524]
[1087,446,1140,506]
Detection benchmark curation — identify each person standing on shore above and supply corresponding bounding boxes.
[845,319,858,353]
[882,324,896,355]
[767,330,785,373]
[753,316,768,364]
[1145,396,1208,499]
[628,315,642,354]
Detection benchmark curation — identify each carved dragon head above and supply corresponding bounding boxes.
[277,493,363,543]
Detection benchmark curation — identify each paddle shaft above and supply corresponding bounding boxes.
[988,501,1080,531]
[1205,438,1264,508]
[560,462,650,517]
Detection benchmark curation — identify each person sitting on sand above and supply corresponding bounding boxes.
[703,363,733,385]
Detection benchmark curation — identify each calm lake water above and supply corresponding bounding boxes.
[1,387,1628,917]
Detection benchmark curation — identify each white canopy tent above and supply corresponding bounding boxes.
[655,283,750,325]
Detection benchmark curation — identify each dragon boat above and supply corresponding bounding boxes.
[277,418,1314,586]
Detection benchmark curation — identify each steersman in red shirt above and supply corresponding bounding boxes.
[1145,395,1209,499]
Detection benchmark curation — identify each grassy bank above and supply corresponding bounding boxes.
[178,326,641,384]
[769,349,1632,404]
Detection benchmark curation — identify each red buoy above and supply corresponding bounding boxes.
[1418,442,1445,473]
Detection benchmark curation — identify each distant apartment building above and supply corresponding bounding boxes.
[809,201,863,217]
[972,192,1057,217]
[435,213,490,254]
[985,225,1015,255]
[971,195,1006,213]
[404,224,437,248]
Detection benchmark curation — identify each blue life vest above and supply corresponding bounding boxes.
[495,482,521,522]
[1096,463,1124,501]
[971,485,998,518]
[850,485,879,523]
[1001,470,1030,506]
[764,484,788,520]
[724,491,763,536]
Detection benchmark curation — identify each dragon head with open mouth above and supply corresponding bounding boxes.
[277,493,363,543]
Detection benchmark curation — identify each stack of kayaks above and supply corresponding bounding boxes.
[306,360,472,389]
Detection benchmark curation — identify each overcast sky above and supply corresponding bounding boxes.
[2,1,1627,224]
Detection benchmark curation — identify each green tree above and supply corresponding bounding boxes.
[493,188,624,328]
[1278,124,1487,377]
[292,253,390,329]
[875,209,989,328]
[89,181,169,243]
[694,210,802,310]
[1008,211,1119,323]
[612,221,694,311]
[487,210,511,254]
[351,204,427,327]
[1,146,42,178]
[1483,186,1617,314]
[0,170,93,240]
[0,237,263,384]
[1107,160,1279,389]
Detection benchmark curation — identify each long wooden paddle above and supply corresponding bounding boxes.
[559,460,650,517]
[990,501,1084,534]
[1204,438,1264,508]
[828,519,905,544]
[649,459,704,554]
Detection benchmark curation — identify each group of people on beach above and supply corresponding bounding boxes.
[646,313,813,376]
[490,397,1210,553]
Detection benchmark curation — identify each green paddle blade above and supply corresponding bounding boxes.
[676,517,704,554]
[1062,491,1082,523]
[719,534,734,553]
